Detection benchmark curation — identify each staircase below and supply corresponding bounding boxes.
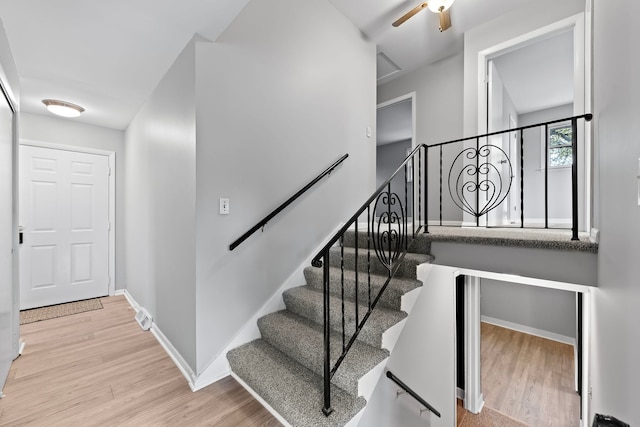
[227,230,432,426]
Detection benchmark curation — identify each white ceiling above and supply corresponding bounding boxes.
[0,0,250,130]
[0,0,561,131]
[330,0,539,85]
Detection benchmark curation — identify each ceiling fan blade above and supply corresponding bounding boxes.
[438,8,452,31]
[392,2,429,27]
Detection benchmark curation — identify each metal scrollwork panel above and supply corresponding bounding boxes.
[448,144,513,218]
[372,191,406,272]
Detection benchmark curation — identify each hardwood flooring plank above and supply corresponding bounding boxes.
[0,296,281,427]
[480,322,579,427]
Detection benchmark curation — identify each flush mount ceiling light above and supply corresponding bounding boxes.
[42,99,85,118]
[393,0,455,32]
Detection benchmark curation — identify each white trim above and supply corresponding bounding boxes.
[478,13,591,234]
[481,315,576,346]
[150,323,197,390]
[463,276,484,414]
[456,268,593,293]
[19,139,117,296]
[231,372,292,427]
[117,289,198,391]
[581,289,591,425]
[454,267,591,426]
[193,223,346,391]
[589,227,599,243]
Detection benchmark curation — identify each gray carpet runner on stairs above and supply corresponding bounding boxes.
[227,230,432,427]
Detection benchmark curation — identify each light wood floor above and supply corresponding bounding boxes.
[480,322,580,427]
[0,295,281,426]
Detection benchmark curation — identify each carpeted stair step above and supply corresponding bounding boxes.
[228,339,366,427]
[258,310,389,395]
[303,266,422,311]
[342,229,432,255]
[328,246,433,279]
[282,285,406,348]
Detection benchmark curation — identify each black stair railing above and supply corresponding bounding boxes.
[386,370,441,418]
[229,153,348,251]
[425,113,592,239]
[311,144,426,416]
[312,114,592,416]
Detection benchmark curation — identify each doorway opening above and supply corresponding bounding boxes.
[457,270,590,426]
[376,93,415,182]
[479,14,589,230]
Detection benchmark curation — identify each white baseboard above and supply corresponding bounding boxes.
[481,315,576,346]
[231,372,292,427]
[117,289,198,391]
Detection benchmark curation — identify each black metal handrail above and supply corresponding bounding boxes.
[386,371,441,418]
[425,113,593,240]
[313,145,426,416]
[229,153,348,251]
[314,113,593,417]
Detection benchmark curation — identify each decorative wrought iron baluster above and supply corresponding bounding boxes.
[476,138,480,227]
[439,145,443,226]
[387,183,392,277]
[412,153,416,238]
[367,205,371,310]
[571,117,579,240]
[405,158,408,250]
[354,226,359,332]
[423,148,428,233]
[520,130,524,228]
[340,235,345,352]
[544,124,549,229]
[322,252,332,416]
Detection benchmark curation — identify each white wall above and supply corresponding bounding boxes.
[20,113,126,289]
[125,39,197,370]
[192,0,376,374]
[481,278,576,340]
[591,0,640,424]
[359,264,457,426]
[519,104,574,222]
[377,52,464,223]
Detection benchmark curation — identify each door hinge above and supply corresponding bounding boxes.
[108,167,112,176]
[108,222,111,231]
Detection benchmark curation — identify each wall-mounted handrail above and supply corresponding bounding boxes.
[386,371,441,418]
[229,153,348,251]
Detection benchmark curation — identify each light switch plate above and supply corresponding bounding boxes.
[220,198,230,215]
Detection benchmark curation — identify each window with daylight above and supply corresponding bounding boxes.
[548,123,573,167]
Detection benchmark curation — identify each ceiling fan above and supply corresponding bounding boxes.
[392,0,455,32]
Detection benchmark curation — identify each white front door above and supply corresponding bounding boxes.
[19,145,110,310]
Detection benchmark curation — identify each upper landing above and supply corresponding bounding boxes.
[411,226,598,286]
[420,226,598,254]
